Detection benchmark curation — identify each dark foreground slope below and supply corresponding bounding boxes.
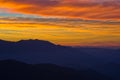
[0,60,111,80]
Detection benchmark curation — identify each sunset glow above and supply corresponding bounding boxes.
[0,0,120,47]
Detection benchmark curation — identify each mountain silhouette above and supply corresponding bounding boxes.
[0,60,111,80]
[0,39,120,80]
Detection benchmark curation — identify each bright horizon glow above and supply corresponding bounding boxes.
[0,21,120,48]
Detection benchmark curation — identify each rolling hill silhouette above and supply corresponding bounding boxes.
[0,60,111,80]
[0,39,120,80]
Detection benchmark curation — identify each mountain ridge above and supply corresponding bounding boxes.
[0,39,120,80]
[0,59,111,80]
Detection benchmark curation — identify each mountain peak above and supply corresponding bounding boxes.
[18,39,51,43]
[0,39,57,47]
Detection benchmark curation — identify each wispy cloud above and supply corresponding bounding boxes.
[0,0,120,21]
[0,17,120,27]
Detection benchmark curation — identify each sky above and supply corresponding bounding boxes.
[0,0,120,47]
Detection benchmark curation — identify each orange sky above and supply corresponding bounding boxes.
[0,19,120,47]
[0,0,120,21]
[0,0,120,47]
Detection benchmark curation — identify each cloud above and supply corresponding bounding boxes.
[0,17,120,28]
[0,0,120,21]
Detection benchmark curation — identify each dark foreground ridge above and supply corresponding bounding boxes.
[0,60,111,80]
